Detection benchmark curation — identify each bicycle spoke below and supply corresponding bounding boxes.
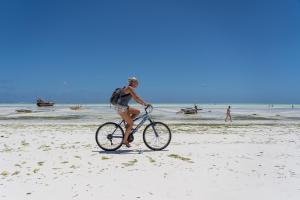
[150,135,157,143]
[112,135,123,138]
[156,138,161,145]
[96,123,124,151]
[156,137,166,146]
[144,122,171,150]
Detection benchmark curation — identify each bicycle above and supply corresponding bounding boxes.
[95,105,172,151]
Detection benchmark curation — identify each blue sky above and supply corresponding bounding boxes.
[0,0,299,103]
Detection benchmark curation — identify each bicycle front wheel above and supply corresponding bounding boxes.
[95,122,124,151]
[143,122,172,151]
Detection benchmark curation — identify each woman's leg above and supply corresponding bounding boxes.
[128,106,140,120]
[118,111,133,145]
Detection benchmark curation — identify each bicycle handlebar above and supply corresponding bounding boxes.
[144,104,153,113]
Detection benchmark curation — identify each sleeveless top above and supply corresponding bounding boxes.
[118,89,132,106]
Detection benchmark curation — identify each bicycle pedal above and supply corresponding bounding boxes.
[128,134,134,143]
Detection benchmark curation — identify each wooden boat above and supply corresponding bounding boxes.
[16,109,32,113]
[70,105,82,110]
[37,102,55,107]
[36,98,55,107]
[181,108,198,114]
[178,105,202,114]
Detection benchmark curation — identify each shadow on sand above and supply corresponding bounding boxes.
[93,149,168,155]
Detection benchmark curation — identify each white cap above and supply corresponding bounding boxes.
[128,77,138,83]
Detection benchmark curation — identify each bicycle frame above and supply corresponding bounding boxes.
[110,105,158,139]
[118,112,154,135]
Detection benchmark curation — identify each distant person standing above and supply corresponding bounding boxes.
[225,106,232,122]
[292,104,294,109]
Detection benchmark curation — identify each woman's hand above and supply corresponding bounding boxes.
[143,102,149,106]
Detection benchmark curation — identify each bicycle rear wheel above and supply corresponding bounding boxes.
[143,122,172,151]
[95,122,124,151]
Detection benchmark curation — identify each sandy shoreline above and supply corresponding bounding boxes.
[1,122,300,200]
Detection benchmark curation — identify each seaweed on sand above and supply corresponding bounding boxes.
[101,156,110,160]
[146,156,156,163]
[168,154,193,163]
[122,159,138,167]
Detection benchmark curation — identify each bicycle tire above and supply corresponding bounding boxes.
[95,122,124,151]
[143,122,172,151]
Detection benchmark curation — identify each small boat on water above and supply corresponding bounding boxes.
[16,109,32,113]
[36,98,55,107]
[70,105,82,110]
[178,105,202,114]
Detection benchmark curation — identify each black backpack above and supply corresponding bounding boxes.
[110,88,123,105]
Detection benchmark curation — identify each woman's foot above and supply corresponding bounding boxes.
[123,140,131,148]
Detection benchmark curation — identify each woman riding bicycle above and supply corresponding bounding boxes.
[114,77,149,147]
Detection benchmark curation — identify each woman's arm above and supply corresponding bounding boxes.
[125,86,147,106]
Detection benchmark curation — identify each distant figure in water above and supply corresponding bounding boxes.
[225,106,232,122]
[292,104,294,109]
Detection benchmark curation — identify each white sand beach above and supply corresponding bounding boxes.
[1,104,300,200]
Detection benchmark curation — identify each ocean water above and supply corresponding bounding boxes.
[0,104,299,126]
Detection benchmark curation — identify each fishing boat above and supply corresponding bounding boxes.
[70,105,82,110]
[16,109,32,113]
[36,98,55,107]
[178,105,202,114]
